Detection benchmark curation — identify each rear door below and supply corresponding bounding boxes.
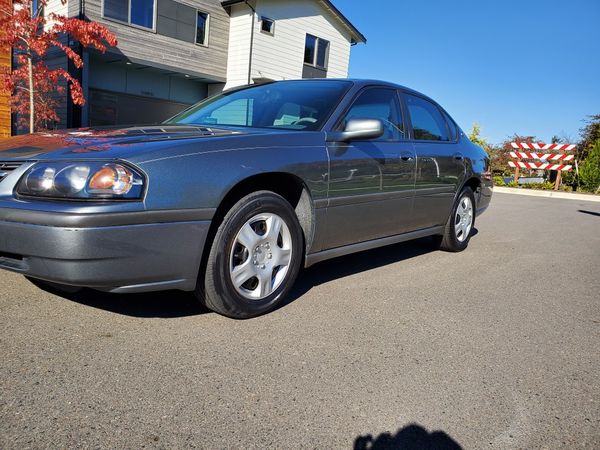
[401,92,465,230]
[323,87,416,249]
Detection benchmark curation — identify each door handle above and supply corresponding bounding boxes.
[454,152,464,161]
[400,152,413,162]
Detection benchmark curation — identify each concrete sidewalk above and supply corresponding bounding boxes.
[494,186,600,202]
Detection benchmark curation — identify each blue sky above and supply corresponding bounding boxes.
[334,0,600,144]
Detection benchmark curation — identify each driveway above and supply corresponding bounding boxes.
[1,193,599,448]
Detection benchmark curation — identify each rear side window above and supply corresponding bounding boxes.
[341,88,404,141]
[405,94,449,141]
[442,110,458,141]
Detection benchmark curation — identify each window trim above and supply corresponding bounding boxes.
[400,90,454,144]
[195,10,210,47]
[102,0,158,32]
[304,33,330,70]
[334,86,407,142]
[260,16,275,36]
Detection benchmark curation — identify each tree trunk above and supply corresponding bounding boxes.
[27,56,34,133]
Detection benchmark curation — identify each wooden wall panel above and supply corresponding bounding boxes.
[0,0,11,137]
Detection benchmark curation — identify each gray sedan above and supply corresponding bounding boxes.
[0,79,492,318]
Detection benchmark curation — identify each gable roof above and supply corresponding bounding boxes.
[221,0,366,44]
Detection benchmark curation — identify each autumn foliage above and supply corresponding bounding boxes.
[0,0,116,132]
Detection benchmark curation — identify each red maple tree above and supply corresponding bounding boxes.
[0,0,117,133]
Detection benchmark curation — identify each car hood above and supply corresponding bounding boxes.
[0,125,251,160]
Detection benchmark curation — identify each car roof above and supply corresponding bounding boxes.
[268,78,438,105]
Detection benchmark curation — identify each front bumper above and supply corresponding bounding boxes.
[0,209,212,293]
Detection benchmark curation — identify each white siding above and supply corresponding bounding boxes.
[43,0,69,29]
[225,0,353,89]
[224,4,254,89]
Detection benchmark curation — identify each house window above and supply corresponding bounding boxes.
[196,11,209,46]
[304,34,329,69]
[261,17,274,35]
[104,0,155,30]
[31,0,43,17]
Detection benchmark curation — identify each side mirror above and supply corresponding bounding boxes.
[326,118,384,142]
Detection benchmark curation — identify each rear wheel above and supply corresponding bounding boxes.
[198,191,303,319]
[433,186,475,252]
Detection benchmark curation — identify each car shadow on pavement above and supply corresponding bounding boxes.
[354,423,463,450]
[279,232,478,310]
[31,279,210,319]
[31,231,477,319]
[578,209,600,217]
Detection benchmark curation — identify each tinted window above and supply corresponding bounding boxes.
[131,0,154,28]
[442,110,458,141]
[304,35,316,64]
[261,17,274,34]
[342,88,404,141]
[104,0,128,22]
[405,94,449,141]
[304,34,329,69]
[196,11,209,45]
[316,38,329,68]
[32,0,43,16]
[168,81,351,131]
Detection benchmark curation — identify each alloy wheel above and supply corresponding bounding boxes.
[229,213,293,300]
[454,195,473,242]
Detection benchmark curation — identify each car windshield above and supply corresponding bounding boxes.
[165,80,352,131]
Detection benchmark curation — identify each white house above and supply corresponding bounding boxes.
[222,0,366,89]
[27,0,365,130]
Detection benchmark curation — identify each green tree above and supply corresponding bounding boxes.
[579,139,600,192]
[578,114,600,161]
[468,123,489,149]
[489,134,537,176]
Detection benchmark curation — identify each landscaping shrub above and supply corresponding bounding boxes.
[579,139,600,192]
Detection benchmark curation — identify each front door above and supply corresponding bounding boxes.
[324,87,416,249]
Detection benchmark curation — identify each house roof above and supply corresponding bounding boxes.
[221,0,366,44]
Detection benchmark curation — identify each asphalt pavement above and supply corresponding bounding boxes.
[1,192,599,449]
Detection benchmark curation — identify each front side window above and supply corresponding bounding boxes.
[167,80,352,131]
[304,34,329,69]
[196,11,209,45]
[405,94,449,141]
[341,88,404,141]
[104,0,155,29]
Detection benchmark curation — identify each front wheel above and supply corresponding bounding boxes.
[198,191,304,319]
[433,186,476,252]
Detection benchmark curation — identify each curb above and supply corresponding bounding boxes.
[494,186,600,203]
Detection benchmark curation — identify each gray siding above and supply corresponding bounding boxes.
[77,0,229,81]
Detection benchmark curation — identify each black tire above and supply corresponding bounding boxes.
[197,191,304,319]
[433,186,476,252]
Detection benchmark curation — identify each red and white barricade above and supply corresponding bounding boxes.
[509,142,576,189]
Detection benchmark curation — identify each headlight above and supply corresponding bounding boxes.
[16,162,145,200]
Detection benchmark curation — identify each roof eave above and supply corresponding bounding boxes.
[221,0,366,44]
[318,0,366,44]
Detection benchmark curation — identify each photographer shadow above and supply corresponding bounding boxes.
[354,423,462,450]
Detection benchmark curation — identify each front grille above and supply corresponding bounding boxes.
[0,162,23,184]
